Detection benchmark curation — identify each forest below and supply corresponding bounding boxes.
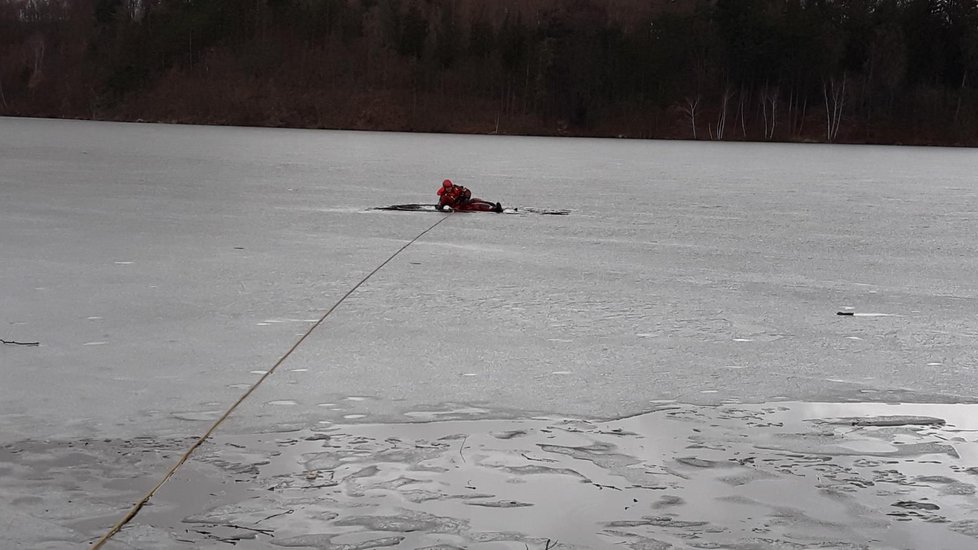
[2,0,977,145]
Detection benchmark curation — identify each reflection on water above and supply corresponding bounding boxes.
[101,401,978,550]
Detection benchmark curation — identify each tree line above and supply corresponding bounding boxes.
[2,0,977,145]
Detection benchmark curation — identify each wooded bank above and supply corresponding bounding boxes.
[3,0,977,145]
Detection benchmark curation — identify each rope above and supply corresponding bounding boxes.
[91,213,452,548]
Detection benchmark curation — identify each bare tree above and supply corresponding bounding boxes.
[713,87,733,140]
[956,71,968,125]
[28,33,45,89]
[955,31,978,125]
[760,85,778,140]
[796,94,807,136]
[737,85,749,137]
[823,74,847,142]
[786,87,807,137]
[682,95,700,139]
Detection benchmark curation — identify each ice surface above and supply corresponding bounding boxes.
[4,117,978,442]
[3,117,978,547]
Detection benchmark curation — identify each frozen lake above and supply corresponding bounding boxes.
[3,117,977,440]
[2,117,978,548]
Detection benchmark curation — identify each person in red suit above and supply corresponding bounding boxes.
[436,179,502,212]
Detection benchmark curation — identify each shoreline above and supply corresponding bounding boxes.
[5,113,975,148]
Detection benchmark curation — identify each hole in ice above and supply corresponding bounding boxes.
[82,341,106,346]
[344,414,367,419]
[345,397,367,402]
[268,400,298,406]
[551,371,572,375]
[290,368,309,373]
[733,338,753,342]
[317,403,337,407]
[113,261,133,265]
[250,370,268,375]
[171,410,222,421]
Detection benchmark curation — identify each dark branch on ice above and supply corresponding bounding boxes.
[1,338,39,346]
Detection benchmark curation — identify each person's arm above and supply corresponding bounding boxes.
[436,192,452,211]
[436,186,447,210]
